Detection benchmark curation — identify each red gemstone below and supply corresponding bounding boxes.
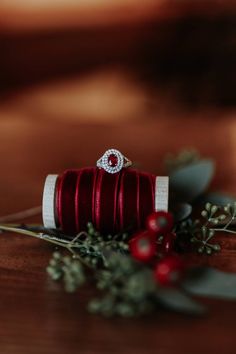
[108,154,118,167]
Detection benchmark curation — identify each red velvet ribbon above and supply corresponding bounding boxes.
[75,168,94,233]
[138,171,155,229]
[56,170,78,235]
[95,169,120,234]
[56,167,155,235]
[118,169,139,232]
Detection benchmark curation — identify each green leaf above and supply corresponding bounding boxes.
[157,288,206,315]
[170,203,192,222]
[183,268,236,300]
[170,160,215,203]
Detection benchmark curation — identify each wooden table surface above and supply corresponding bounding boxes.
[1,3,236,350]
[0,98,235,353]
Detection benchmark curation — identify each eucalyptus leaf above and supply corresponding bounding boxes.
[170,160,215,203]
[183,268,236,300]
[157,288,206,315]
[170,203,192,222]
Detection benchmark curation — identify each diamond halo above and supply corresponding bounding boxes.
[97,148,131,174]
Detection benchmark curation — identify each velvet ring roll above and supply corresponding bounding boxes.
[43,165,169,235]
[138,172,155,229]
[92,167,100,230]
[94,169,120,234]
[56,174,63,227]
[57,170,78,235]
[118,169,139,231]
[75,168,95,233]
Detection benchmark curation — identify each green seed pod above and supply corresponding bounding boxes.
[201,210,208,218]
[201,226,207,236]
[116,303,134,317]
[224,205,230,213]
[205,203,212,212]
[219,214,227,221]
[53,252,61,260]
[88,299,101,313]
[209,230,215,238]
[123,232,128,238]
[211,205,218,215]
[213,244,221,251]
[91,258,98,265]
[63,256,72,265]
[49,259,58,267]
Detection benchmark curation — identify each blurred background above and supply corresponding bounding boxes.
[0,0,236,215]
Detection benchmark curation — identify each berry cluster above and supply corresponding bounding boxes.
[129,211,185,287]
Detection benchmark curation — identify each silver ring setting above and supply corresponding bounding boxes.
[96,148,132,174]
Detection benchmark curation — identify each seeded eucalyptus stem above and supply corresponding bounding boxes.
[0,225,68,246]
[203,203,236,234]
[0,224,93,268]
[0,223,129,270]
[212,228,236,235]
[179,202,236,255]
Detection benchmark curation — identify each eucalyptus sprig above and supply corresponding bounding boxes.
[89,253,157,317]
[0,223,130,269]
[177,202,236,255]
[47,252,86,292]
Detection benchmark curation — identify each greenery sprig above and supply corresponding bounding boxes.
[46,226,160,317]
[177,202,236,255]
[89,253,157,317]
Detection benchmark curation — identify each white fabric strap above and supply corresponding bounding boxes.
[155,176,169,212]
[42,174,58,229]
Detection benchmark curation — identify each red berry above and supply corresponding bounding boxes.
[162,232,176,254]
[146,211,174,236]
[154,255,185,286]
[129,231,156,263]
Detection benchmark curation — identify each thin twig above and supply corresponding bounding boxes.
[0,225,68,248]
[0,224,93,269]
[212,228,236,235]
